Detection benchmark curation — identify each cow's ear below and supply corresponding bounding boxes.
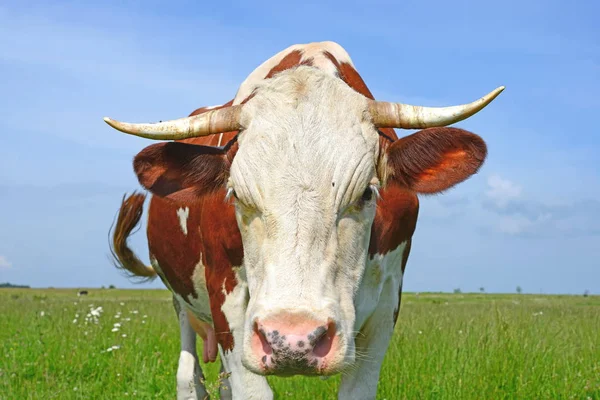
[384,127,487,194]
[133,142,230,202]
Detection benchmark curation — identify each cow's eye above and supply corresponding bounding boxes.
[361,186,373,202]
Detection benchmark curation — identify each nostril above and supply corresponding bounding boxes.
[254,322,273,355]
[312,320,336,358]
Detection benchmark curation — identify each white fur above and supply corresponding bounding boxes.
[228,66,381,374]
[176,207,189,236]
[339,243,408,399]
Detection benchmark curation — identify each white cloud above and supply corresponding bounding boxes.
[482,174,599,237]
[0,255,12,269]
[486,175,522,208]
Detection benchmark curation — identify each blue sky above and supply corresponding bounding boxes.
[0,1,598,294]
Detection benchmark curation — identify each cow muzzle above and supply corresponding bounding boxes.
[246,311,345,376]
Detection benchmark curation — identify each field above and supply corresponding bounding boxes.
[1,289,598,399]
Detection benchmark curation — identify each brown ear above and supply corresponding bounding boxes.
[133,142,230,202]
[385,127,487,194]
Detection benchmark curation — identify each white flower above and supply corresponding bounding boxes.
[142,320,146,324]
[131,310,139,314]
[112,328,119,332]
[40,311,45,317]
[119,302,125,306]
[73,319,78,324]
[90,307,103,317]
[418,330,423,335]
[113,323,121,328]
[122,334,127,338]
[458,330,463,334]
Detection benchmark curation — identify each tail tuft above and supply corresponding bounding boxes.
[109,192,156,282]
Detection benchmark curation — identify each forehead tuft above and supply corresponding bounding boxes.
[239,66,374,145]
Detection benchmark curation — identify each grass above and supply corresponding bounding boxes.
[1,288,598,399]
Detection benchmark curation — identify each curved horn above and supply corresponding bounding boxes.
[104,105,243,140]
[368,86,504,129]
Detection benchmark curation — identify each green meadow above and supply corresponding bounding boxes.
[1,288,598,399]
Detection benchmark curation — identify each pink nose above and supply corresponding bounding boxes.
[251,314,337,374]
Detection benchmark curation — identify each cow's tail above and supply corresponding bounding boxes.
[109,192,157,281]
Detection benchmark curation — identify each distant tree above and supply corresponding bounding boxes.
[101,285,106,289]
[479,287,485,293]
[583,290,590,297]
[0,282,30,288]
[109,284,116,289]
[516,286,522,294]
[453,288,462,294]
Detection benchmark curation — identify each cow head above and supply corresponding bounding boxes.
[105,66,502,376]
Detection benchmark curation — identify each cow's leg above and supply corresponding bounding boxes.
[218,279,273,400]
[338,277,401,400]
[173,296,209,400]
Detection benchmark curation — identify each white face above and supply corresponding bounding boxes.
[228,67,381,375]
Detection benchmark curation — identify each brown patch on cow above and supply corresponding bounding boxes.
[265,50,313,79]
[199,190,243,350]
[147,196,202,300]
[321,53,372,99]
[369,185,419,257]
[386,127,487,194]
[147,191,241,351]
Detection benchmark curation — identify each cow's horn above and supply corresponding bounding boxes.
[368,86,504,129]
[104,105,243,140]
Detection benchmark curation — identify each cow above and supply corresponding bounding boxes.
[106,41,503,399]
[77,290,89,296]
